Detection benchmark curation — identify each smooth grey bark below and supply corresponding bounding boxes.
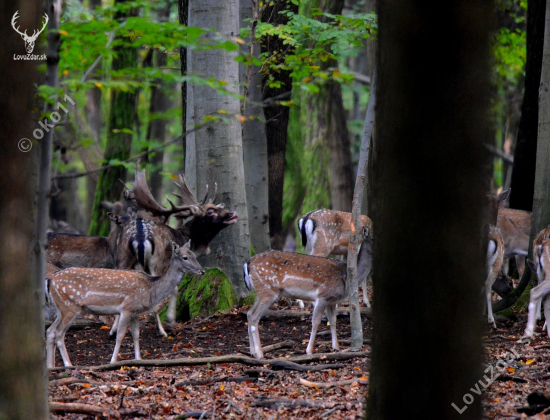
[532,3,550,242]
[366,1,492,418]
[347,70,376,350]
[240,0,271,254]
[0,1,49,418]
[189,0,251,298]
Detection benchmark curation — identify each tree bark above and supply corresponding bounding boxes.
[367,1,492,418]
[88,0,137,236]
[0,1,49,418]
[178,0,189,164]
[509,0,546,211]
[144,3,172,202]
[532,3,550,245]
[347,70,376,351]
[260,0,297,250]
[241,0,271,254]
[189,0,251,298]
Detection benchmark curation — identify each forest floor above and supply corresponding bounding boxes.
[48,300,550,420]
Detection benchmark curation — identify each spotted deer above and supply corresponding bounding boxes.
[46,242,204,367]
[485,225,505,328]
[297,209,373,307]
[244,226,373,359]
[524,228,550,339]
[114,166,238,335]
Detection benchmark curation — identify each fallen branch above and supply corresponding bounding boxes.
[245,307,372,319]
[175,376,257,387]
[299,377,367,389]
[250,397,320,409]
[49,377,102,387]
[49,351,370,372]
[270,360,344,372]
[176,411,211,419]
[49,402,117,418]
[321,404,341,417]
[262,340,294,354]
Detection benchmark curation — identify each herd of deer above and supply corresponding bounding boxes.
[44,171,550,367]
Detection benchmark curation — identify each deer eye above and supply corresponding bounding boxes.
[207,209,214,215]
[183,256,188,261]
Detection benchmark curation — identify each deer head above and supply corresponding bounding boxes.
[12,11,49,54]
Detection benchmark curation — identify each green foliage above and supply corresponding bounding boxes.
[250,8,376,90]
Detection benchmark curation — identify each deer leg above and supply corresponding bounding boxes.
[164,286,179,325]
[154,312,168,338]
[306,300,328,355]
[56,310,79,367]
[247,295,278,359]
[129,317,142,360]
[543,297,550,338]
[110,315,119,337]
[525,282,550,337]
[325,304,339,351]
[516,255,526,278]
[111,313,131,364]
[46,316,61,368]
[485,280,496,328]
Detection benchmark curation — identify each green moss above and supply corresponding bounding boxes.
[497,281,533,318]
[174,268,237,321]
[238,291,257,307]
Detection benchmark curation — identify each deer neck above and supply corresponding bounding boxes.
[184,218,224,252]
[149,259,184,304]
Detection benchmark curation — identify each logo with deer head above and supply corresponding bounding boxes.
[12,11,49,54]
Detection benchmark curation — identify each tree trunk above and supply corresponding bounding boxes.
[144,3,172,202]
[531,3,550,243]
[241,0,271,254]
[0,1,49,418]
[178,0,189,163]
[88,0,137,236]
[509,0,546,211]
[260,0,297,250]
[367,1,492,418]
[189,0,251,299]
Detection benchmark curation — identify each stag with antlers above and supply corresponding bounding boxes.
[113,164,238,336]
[12,11,49,54]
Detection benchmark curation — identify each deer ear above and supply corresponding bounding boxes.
[172,242,180,255]
[216,203,225,209]
[183,240,191,250]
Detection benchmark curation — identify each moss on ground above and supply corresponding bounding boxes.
[498,281,533,318]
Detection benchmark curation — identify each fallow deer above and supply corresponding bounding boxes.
[244,226,373,359]
[297,209,373,307]
[46,242,204,367]
[523,232,550,339]
[46,213,128,269]
[496,208,531,276]
[114,166,238,334]
[485,225,505,328]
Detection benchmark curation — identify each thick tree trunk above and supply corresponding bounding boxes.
[189,0,251,298]
[241,0,271,254]
[178,0,189,164]
[531,3,550,242]
[0,1,49,418]
[261,0,297,250]
[509,0,546,211]
[367,1,492,418]
[88,0,137,236]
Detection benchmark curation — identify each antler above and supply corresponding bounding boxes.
[11,11,49,40]
[173,174,200,206]
[29,13,49,41]
[11,11,26,37]
[131,163,199,223]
